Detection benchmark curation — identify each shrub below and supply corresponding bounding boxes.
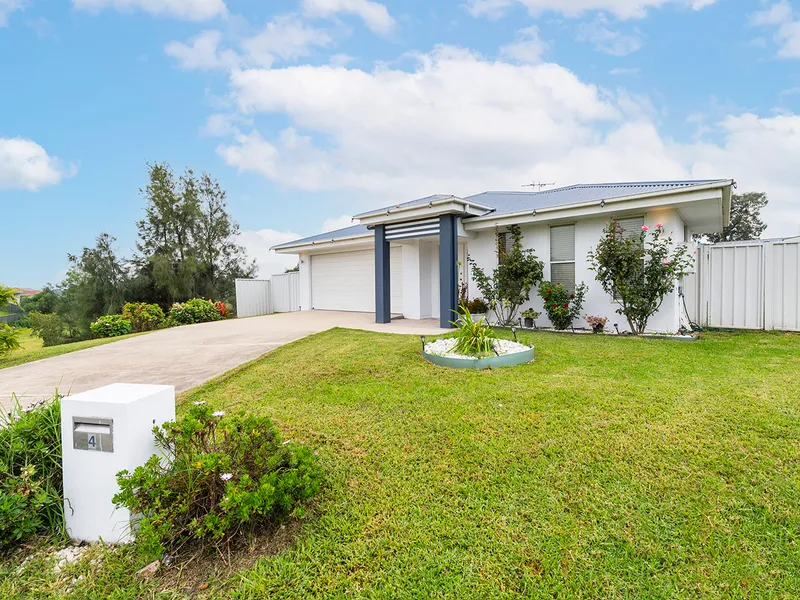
[0,325,20,355]
[584,314,609,333]
[168,298,222,326]
[468,225,545,326]
[29,312,67,347]
[90,314,132,338]
[449,308,496,356]
[588,221,693,334]
[460,298,489,315]
[10,315,31,329]
[114,403,323,553]
[521,308,541,326]
[214,300,232,319]
[538,281,588,330]
[0,397,63,552]
[122,302,165,332]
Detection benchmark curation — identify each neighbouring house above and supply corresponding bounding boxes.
[273,179,733,332]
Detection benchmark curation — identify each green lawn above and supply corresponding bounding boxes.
[3,328,800,598]
[0,329,147,370]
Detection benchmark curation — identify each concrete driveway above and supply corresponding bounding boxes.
[0,311,447,410]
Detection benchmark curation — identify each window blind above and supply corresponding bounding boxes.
[616,216,645,240]
[550,225,575,261]
[550,224,576,294]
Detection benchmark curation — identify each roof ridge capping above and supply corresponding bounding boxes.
[477,179,730,196]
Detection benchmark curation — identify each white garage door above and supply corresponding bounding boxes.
[311,248,403,314]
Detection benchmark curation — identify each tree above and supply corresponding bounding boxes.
[135,162,201,304]
[0,285,18,309]
[588,221,693,334]
[194,173,256,301]
[20,286,59,314]
[468,225,544,326]
[59,233,129,339]
[704,192,768,243]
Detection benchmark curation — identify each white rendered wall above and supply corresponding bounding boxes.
[465,209,684,333]
[298,252,312,311]
[61,384,175,543]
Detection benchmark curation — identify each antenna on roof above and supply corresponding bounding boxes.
[523,181,555,191]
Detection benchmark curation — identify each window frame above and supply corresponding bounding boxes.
[549,223,576,294]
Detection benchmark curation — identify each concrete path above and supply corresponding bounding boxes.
[0,311,447,410]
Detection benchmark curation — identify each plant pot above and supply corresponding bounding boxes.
[471,313,487,322]
[592,325,605,334]
[523,318,533,328]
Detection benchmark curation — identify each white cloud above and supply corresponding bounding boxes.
[0,0,25,26]
[465,0,713,20]
[302,0,395,35]
[240,15,333,67]
[72,0,226,21]
[237,229,303,277]
[165,16,332,71]
[750,1,800,58]
[609,67,640,75]
[206,45,800,237]
[0,137,75,191]
[321,214,355,231]
[165,30,240,70]
[501,26,549,63]
[576,16,643,55]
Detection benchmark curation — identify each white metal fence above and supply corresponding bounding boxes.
[685,239,800,331]
[235,272,300,318]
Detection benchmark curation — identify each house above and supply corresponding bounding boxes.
[273,179,733,332]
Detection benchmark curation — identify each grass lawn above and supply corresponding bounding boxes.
[3,328,800,598]
[0,329,147,370]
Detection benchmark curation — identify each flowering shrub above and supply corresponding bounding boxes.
[538,281,587,330]
[122,302,165,332]
[114,403,323,553]
[0,397,63,552]
[588,220,693,334]
[584,314,609,333]
[168,298,222,326]
[90,314,132,338]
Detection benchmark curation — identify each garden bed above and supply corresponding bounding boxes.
[423,337,534,369]
[512,326,698,341]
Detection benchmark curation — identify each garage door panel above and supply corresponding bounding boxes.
[311,248,403,313]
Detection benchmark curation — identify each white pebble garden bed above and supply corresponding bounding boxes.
[424,337,532,359]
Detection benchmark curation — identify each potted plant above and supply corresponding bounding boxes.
[521,308,540,328]
[584,314,608,334]
[462,297,490,322]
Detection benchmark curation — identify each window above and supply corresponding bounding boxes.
[496,229,513,257]
[612,216,645,301]
[550,224,575,294]
[615,216,645,241]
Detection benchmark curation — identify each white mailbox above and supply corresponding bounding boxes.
[61,383,175,543]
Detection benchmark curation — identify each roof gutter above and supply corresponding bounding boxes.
[271,231,373,253]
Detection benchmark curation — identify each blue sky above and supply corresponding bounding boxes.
[2,0,800,287]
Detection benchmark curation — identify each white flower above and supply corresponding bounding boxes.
[281,440,292,445]
[193,401,206,406]
[212,411,225,417]
[220,473,233,482]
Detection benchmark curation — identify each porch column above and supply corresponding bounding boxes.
[439,214,458,328]
[375,224,391,324]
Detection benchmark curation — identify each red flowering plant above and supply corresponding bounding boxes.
[537,281,588,330]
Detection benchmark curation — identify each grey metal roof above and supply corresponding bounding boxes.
[462,180,728,218]
[273,180,730,250]
[353,194,456,218]
[272,224,370,250]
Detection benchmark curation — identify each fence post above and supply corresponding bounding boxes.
[763,240,773,331]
